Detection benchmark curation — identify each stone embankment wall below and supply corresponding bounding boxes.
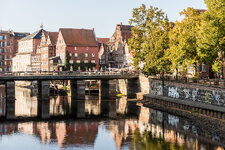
[150,79,225,107]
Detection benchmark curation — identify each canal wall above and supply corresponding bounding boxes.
[140,77,225,119]
[116,73,225,119]
[149,79,225,107]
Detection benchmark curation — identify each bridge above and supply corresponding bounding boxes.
[0,72,138,81]
[1,71,140,119]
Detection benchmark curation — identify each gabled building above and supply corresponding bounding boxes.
[56,28,99,71]
[109,23,133,69]
[12,29,46,72]
[0,30,29,72]
[97,38,110,70]
[39,31,58,71]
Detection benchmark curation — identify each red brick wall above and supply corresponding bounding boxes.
[66,46,99,69]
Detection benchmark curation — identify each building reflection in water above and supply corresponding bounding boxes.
[0,86,223,150]
[0,86,6,117]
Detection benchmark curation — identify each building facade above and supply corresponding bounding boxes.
[12,29,45,72]
[97,38,110,70]
[98,23,134,70]
[39,31,58,71]
[0,30,29,72]
[110,23,133,69]
[56,28,99,71]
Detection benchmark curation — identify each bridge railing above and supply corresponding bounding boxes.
[0,71,139,77]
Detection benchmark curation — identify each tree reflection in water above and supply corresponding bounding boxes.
[130,128,187,150]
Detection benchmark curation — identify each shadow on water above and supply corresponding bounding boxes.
[0,85,224,150]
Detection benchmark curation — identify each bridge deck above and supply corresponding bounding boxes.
[0,72,139,81]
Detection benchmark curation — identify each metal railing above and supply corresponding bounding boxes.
[0,71,139,77]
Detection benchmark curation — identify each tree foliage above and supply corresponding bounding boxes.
[64,51,71,71]
[129,4,172,76]
[167,8,202,76]
[197,0,225,75]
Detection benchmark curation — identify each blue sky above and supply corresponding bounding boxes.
[0,0,206,37]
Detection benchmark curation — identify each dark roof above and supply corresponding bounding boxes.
[48,32,58,45]
[117,24,133,31]
[13,32,30,38]
[115,24,133,43]
[0,30,29,38]
[97,38,109,43]
[196,9,206,14]
[20,29,46,41]
[59,28,98,47]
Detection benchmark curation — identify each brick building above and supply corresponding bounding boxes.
[98,23,133,70]
[110,23,133,69]
[12,29,45,72]
[0,30,29,72]
[56,28,98,71]
[39,31,58,71]
[97,38,110,70]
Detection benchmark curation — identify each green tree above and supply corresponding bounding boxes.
[64,51,71,71]
[167,8,203,79]
[129,4,172,89]
[197,0,225,77]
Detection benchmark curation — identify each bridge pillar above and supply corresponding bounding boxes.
[37,81,50,99]
[100,79,117,99]
[118,79,139,99]
[127,78,139,98]
[6,100,15,120]
[5,81,15,101]
[5,81,15,119]
[70,80,85,100]
[38,98,50,119]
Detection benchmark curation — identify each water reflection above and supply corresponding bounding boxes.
[0,86,223,150]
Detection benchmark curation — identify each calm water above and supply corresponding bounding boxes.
[0,85,224,150]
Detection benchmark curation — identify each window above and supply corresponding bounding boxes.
[69,53,72,57]
[91,60,95,63]
[92,53,95,57]
[75,47,77,50]
[76,60,80,63]
[202,63,206,72]
[75,53,78,57]
[86,47,88,50]
[84,60,88,63]
[85,53,88,57]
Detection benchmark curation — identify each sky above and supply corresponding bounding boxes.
[0,0,206,38]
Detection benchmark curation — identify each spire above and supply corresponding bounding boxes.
[40,24,43,29]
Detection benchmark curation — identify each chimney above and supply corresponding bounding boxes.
[120,22,123,25]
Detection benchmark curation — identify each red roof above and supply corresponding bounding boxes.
[48,32,58,45]
[60,28,97,47]
[97,38,109,43]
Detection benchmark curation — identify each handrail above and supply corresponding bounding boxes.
[0,71,139,77]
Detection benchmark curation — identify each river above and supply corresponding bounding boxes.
[0,85,223,150]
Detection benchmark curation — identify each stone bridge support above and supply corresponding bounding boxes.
[37,81,50,99]
[38,99,50,119]
[5,81,15,119]
[70,80,85,100]
[37,81,50,119]
[100,79,117,99]
[118,78,139,99]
